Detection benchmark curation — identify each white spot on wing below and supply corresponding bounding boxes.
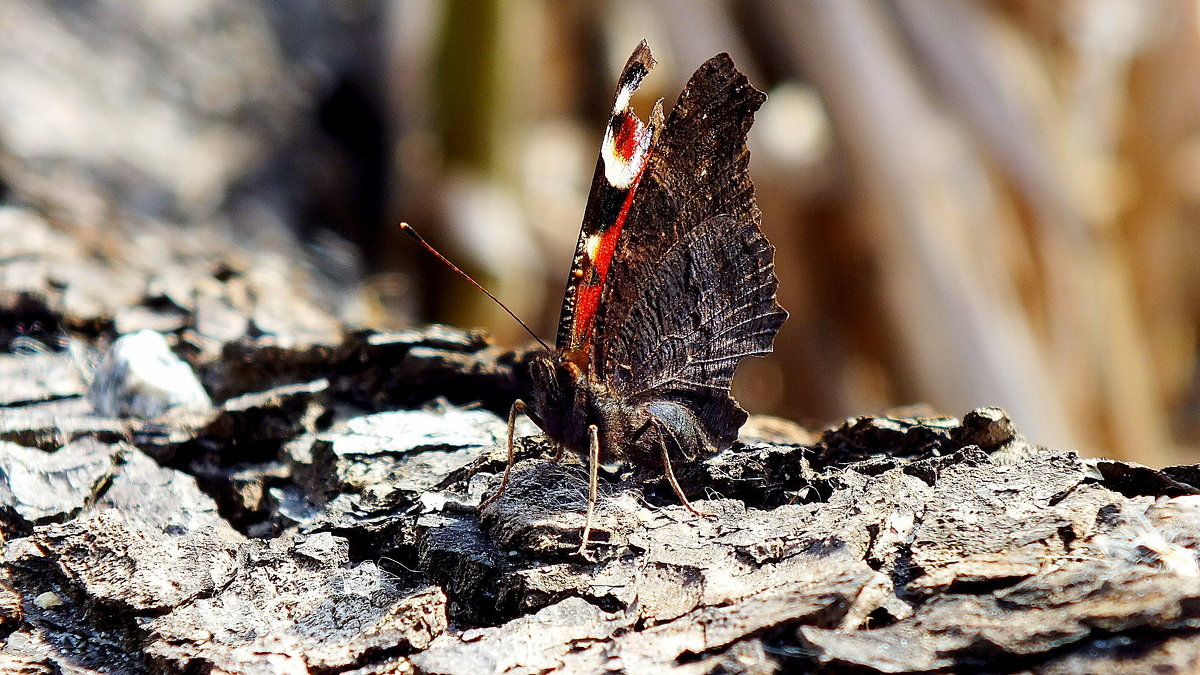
[602,120,650,189]
[613,81,636,114]
[584,233,602,261]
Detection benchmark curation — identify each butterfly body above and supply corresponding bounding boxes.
[526,351,712,471]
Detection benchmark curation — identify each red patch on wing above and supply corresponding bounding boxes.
[613,112,642,161]
[568,182,642,359]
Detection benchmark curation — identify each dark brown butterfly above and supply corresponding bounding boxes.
[480,42,786,556]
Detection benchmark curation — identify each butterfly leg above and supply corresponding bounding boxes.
[651,416,714,519]
[481,399,530,509]
[576,423,601,560]
[550,436,564,463]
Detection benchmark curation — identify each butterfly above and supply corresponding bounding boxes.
[479,41,787,556]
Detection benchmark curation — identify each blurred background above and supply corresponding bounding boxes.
[1,0,1198,465]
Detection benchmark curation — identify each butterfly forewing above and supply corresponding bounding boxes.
[554,41,662,369]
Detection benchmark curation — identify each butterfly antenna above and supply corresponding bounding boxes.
[399,222,551,351]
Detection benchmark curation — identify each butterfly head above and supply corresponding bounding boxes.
[526,349,594,449]
[529,350,583,398]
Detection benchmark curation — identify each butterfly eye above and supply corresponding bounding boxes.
[555,360,581,384]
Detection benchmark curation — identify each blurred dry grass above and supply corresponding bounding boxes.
[374,0,1200,465]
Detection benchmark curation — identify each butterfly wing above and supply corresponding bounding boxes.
[595,53,786,452]
[554,41,663,368]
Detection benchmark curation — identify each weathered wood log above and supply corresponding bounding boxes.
[2,205,1200,673]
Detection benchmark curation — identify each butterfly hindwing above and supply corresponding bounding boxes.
[595,53,785,451]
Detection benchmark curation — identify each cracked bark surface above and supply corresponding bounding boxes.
[4,226,1200,674]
